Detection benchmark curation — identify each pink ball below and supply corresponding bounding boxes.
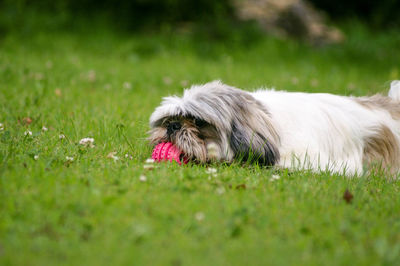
[151,142,188,165]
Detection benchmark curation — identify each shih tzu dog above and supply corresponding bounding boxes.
[148,80,400,175]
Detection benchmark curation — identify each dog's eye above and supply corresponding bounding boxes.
[166,121,181,135]
[170,121,181,131]
[195,118,207,128]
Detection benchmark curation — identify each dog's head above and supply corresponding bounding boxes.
[148,81,280,165]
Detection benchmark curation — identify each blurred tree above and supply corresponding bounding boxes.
[0,0,398,35]
[308,0,400,27]
[0,0,233,29]
[233,0,345,45]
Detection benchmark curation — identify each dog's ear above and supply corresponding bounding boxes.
[147,127,168,145]
[230,121,279,166]
[218,86,280,166]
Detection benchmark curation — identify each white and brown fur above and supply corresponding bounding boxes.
[149,80,400,175]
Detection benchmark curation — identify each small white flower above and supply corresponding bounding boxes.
[180,80,189,87]
[107,152,119,162]
[311,78,319,87]
[206,167,217,174]
[195,212,205,221]
[270,174,281,181]
[55,88,62,97]
[79,137,95,147]
[0,123,4,131]
[163,76,172,85]
[34,155,39,160]
[206,167,218,178]
[145,158,155,164]
[24,130,32,136]
[87,70,96,82]
[34,72,44,80]
[59,134,66,139]
[123,82,132,89]
[216,187,225,195]
[79,137,94,145]
[206,167,218,180]
[66,156,74,162]
[42,126,48,132]
[45,60,53,69]
[139,175,147,182]
[125,153,133,160]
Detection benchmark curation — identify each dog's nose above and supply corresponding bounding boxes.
[167,121,181,135]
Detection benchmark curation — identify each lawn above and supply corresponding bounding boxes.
[1,22,400,265]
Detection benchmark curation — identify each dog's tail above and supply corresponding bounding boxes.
[388,80,400,101]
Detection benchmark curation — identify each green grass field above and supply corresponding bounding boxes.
[1,23,400,265]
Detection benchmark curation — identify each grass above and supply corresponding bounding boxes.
[1,21,400,265]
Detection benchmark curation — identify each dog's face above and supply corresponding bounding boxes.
[148,115,220,162]
[148,81,280,165]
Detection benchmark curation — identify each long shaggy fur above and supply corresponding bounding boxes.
[149,80,400,175]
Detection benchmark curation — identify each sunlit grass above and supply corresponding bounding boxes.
[1,23,400,265]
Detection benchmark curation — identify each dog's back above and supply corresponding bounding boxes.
[253,80,400,175]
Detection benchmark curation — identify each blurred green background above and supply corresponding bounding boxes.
[1,1,400,266]
[1,0,400,36]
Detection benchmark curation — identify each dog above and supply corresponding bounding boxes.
[148,80,400,175]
